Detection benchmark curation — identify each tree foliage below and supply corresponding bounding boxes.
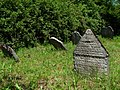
[95,0,120,35]
[0,0,119,49]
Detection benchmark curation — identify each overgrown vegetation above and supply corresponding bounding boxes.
[0,0,120,89]
[0,0,106,48]
[1,0,120,48]
[0,36,120,89]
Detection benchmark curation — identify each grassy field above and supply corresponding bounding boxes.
[0,36,120,90]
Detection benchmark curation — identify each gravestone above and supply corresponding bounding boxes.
[73,29,109,75]
[101,26,114,39]
[49,37,67,50]
[0,44,19,62]
[71,31,81,45]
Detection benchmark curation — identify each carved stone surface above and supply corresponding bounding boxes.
[73,29,109,75]
[71,31,81,45]
[0,44,19,62]
[49,37,67,50]
[101,26,114,39]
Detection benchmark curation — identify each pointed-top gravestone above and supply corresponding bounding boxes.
[101,26,114,39]
[71,31,81,45]
[74,29,109,75]
[0,44,19,62]
[49,37,67,50]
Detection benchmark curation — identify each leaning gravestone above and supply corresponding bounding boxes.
[73,29,109,76]
[71,31,81,45]
[0,44,19,62]
[101,26,114,39]
[49,37,67,50]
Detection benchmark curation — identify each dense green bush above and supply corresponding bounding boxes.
[94,0,120,35]
[0,0,104,49]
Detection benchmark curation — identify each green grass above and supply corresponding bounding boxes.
[0,36,120,90]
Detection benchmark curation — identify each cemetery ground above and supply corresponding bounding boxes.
[0,36,120,90]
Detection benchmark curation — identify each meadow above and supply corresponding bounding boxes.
[0,36,120,90]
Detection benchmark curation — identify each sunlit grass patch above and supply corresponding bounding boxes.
[0,36,120,89]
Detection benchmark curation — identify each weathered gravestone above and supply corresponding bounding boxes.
[71,31,81,45]
[0,44,19,62]
[101,26,114,39]
[49,37,67,50]
[73,29,109,75]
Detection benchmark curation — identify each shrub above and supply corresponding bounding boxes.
[0,0,105,49]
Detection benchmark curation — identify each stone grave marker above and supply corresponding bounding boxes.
[71,31,81,45]
[49,37,67,50]
[73,29,109,75]
[101,26,114,39]
[0,44,19,62]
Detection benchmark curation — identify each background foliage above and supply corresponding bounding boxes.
[0,0,120,49]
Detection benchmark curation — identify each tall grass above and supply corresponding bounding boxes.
[0,36,120,89]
